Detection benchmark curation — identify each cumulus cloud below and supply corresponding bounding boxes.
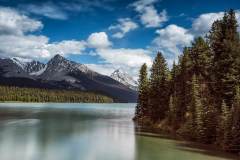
[131,0,158,11]
[152,24,194,64]
[0,7,43,35]
[87,32,112,48]
[191,10,240,35]
[109,18,138,38]
[97,48,152,67]
[0,34,86,59]
[0,7,86,59]
[0,34,49,58]
[46,40,86,56]
[87,32,152,78]
[24,2,68,20]
[131,0,168,27]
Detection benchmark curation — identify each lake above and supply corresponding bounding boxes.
[0,103,237,160]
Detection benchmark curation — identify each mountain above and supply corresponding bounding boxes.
[110,69,138,90]
[0,55,137,102]
[11,57,45,73]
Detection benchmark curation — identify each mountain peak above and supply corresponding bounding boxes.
[52,54,65,61]
[111,69,138,90]
[114,68,124,73]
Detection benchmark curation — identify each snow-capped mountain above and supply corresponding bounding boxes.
[110,69,138,90]
[0,55,137,102]
[10,57,45,73]
[39,54,93,81]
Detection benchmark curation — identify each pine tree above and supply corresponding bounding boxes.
[149,52,169,122]
[208,9,240,106]
[219,100,233,150]
[170,61,178,94]
[180,74,200,140]
[176,48,192,123]
[231,85,240,152]
[190,37,212,79]
[168,93,178,130]
[135,63,149,121]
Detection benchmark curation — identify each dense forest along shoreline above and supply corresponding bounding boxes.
[0,85,113,103]
[134,9,240,155]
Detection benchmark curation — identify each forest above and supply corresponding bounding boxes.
[0,85,113,103]
[135,9,240,153]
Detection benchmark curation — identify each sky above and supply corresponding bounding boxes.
[0,0,239,79]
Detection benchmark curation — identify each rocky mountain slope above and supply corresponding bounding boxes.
[0,55,137,102]
[110,69,138,90]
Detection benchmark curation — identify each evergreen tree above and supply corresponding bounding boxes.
[135,63,149,121]
[170,61,178,94]
[208,9,240,106]
[180,74,200,140]
[168,93,178,130]
[176,48,192,123]
[190,37,212,78]
[231,86,240,152]
[219,101,233,150]
[149,52,169,122]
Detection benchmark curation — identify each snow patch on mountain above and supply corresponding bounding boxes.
[30,65,47,76]
[11,57,33,69]
[10,57,46,74]
[110,69,138,90]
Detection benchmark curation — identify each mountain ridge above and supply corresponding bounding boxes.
[0,55,137,102]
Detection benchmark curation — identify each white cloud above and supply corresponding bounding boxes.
[131,0,168,27]
[0,34,86,59]
[96,48,152,67]
[152,24,194,64]
[0,7,86,59]
[0,7,43,35]
[87,32,112,48]
[109,18,138,38]
[0,34,49,58]
[24,3,68,20]
[192,10,240,35]
[86,32,152,78]
[131,0,158,12]
[192,12,224,36]
[140,7,168,28]
[46,40,86,56]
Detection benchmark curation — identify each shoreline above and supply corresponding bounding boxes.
[134,122,240,158]
[0,101,115,103]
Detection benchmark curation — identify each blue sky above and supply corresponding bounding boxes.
[0,0,239,78]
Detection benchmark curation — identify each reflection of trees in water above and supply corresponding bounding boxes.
[133,128,238,160]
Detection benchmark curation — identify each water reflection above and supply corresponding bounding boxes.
[0,103,136,160]
[0,103,237,160]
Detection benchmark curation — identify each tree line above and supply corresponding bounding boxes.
[135,9,240,153]
[0,85,113,103]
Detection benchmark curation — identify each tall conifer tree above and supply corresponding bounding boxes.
[135,63,149,121]
[231,86,240,152]
[208,9,240,106]
[149,52,169,121]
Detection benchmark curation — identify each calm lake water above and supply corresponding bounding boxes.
[0,103,238,160]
